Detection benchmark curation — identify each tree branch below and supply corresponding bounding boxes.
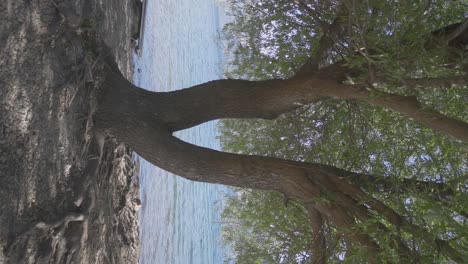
[321,84,468,143]
[324,171,465,263]
[296,1,351,77]
[445,18,468,44]
[327,166,458,198]
[306,206,327,264]
[400,76,467,89]
[347,171,468,218]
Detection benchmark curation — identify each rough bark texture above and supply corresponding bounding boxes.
[144,77,339,132]
[307,207,327,264]
[0,0,141,263]
[99,61,468,142]
[95,62,465,262]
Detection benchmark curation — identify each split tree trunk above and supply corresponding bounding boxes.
[94,65,465,262]
[98,61,468,142]
[94,16,468,263]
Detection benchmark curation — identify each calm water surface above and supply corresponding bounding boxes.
[133,0,229,263]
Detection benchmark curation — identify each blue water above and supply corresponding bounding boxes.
[132,0,229,263]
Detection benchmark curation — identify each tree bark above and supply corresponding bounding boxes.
[124,70,468,142]
[149,77,336,132]
[306,207,327,264]
[95,64,465,262]
[98,60,468,142]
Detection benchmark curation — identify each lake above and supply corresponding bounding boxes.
[132,0,230,263]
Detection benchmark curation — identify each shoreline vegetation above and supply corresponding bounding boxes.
[1,0,143,262]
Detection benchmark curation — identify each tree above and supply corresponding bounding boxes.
[221,189,315,263]
[94,0,468,262]
[218,104,467,263]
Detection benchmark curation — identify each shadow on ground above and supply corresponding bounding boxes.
[0,0,142,262]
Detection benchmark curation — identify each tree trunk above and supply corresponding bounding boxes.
[100,57,468,142]
[160,78,468,142]
[94,65,465,262]
[100,64,468,142]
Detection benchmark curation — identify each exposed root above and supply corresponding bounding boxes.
[35,213,86,230]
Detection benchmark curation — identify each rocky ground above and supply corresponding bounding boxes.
[0,0,142,263]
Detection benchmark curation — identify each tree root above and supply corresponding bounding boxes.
[3,213,86,263]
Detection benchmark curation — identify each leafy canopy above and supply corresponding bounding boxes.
[219,0,467,263]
